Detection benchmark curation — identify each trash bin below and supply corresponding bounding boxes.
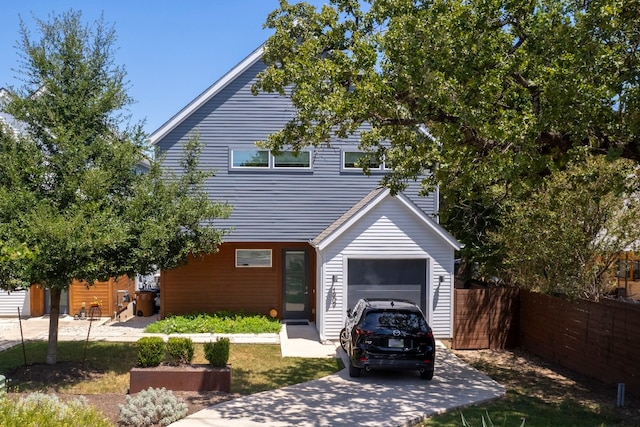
[135,291,155,317]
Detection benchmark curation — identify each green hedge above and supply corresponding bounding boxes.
[136,336,165,367]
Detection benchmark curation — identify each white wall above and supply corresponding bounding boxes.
[317,197,454,341]
[0,290,30,317]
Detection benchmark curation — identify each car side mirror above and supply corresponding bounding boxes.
[346,308,352,317]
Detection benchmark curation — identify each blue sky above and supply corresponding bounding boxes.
[0,1,325,135]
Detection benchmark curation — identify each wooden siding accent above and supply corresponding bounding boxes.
[30,285,44,317]
[520,290,640,394]
[68,276,134,318]
[160,242,316,319]
[452,287,520,350]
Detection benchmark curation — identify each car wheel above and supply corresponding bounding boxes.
[348,360,361,378]
[420,370,434,380]
[339,328,349,351]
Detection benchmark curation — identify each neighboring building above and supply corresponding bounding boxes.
[150,46,461,341]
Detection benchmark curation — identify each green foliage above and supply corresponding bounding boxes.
[165,337,194,365]
[492,156,640,300]
[145,312,282,334]
[118,387,188,426]
[0,392,112,426]
[136,337,165,368]
[255,0,640,276]
[0,10,230,364]
[204,338,230,367]
[0,341,343,396]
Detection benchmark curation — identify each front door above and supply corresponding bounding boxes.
[282,250,309,319]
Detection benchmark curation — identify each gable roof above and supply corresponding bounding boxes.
[149,45,265,145]
[310,187,462,251]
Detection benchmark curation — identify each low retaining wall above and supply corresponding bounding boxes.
[129,365,231,394]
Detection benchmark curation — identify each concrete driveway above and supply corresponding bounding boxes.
[170,343,505,427]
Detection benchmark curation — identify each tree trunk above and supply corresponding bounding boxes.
[46,287,61,365]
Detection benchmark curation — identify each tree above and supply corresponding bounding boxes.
[254,0,640,276]
[0,11,231,364]
[492,156,640,300]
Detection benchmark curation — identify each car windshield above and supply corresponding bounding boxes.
[361,310,427,333]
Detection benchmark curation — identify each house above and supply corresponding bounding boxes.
[150,45,462,342]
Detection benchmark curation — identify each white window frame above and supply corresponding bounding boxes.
[230,149,312,170]
[342,150,387,171]
[236,249,272,268]
[230,149,270,169]
[273,150,312,169]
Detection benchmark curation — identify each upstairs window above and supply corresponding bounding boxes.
[231,150,269,168]
[230,149,311,170]
[343,151,386,171]
[274,151,311,168]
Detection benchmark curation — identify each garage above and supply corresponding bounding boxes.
[347,258,427,313]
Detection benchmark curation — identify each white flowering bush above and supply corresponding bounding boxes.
[118,387,188,426]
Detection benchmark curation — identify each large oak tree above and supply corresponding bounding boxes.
[254,0,640,277]
[0,11,230,364]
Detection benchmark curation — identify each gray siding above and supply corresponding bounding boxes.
[156,60,438,242]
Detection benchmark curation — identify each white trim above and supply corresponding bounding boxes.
[149,45,265,145]
[314,189,462,252]
[235,249,272,268]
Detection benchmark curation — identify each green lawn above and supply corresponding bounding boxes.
[418,349,632,427]
[0,341,343,395]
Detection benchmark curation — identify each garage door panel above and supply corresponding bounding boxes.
[348,284,422,310]
[347,259,426,313]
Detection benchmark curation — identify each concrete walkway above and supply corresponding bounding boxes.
[0,316,505,426]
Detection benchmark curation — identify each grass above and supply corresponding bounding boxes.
[0,341,343,395]
[421,391,625,426]
[418,349,632,427]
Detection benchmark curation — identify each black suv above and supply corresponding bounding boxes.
[340,298,435,379]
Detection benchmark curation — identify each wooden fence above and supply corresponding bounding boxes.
[519,290,640,394]
[452,287,520,350]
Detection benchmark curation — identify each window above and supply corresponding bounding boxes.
[231,150,269,168]
[230,149,311,170]
[236,249,272,267]
[274,151,311,168]
[343,151,385,170]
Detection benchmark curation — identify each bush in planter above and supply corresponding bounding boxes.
[136,337,165,367]
[204,337,230,367]
[165,337,194,365]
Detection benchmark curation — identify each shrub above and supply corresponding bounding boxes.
[0,392,111,426]
[204,337,230,367]
[165,337,194,365]
[118,387,188,426]
[136,336,165,367]
[145,312,281,334]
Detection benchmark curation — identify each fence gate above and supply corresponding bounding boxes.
[452,287,520,350]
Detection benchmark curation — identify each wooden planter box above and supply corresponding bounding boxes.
[129,364,231,394]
